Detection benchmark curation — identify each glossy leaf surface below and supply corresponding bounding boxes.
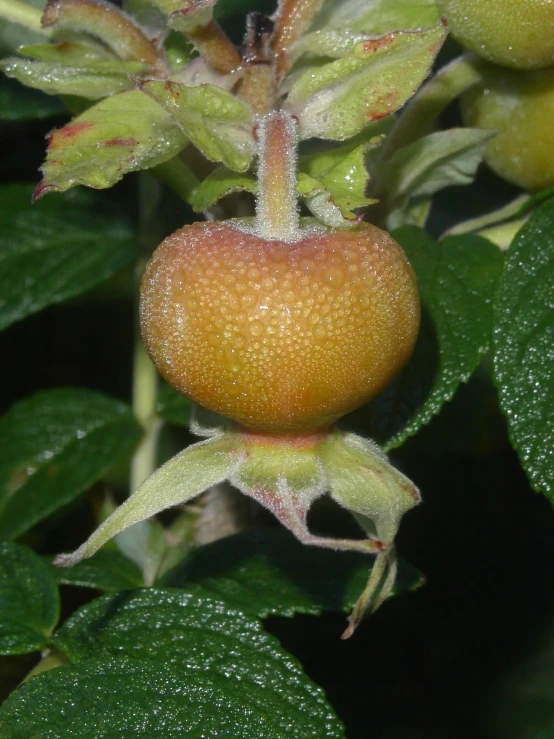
[0,542,59,655]
[0,389,141,539]
[0,184,138,331]
[0,588,346,738]
[368,228,504,449]
[493,200,554,500]
[48,548,144,591]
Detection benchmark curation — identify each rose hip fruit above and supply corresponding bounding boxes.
[438,0,554,71]
[461,64,554,191]
[140,220,419,433]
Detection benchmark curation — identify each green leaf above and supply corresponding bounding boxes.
[162,528,422,617]
[0,74,65,120]
[0,542,59,655]
[0,57,142,99]
[314,0,442,34]
[189,165,256,212]
[295,28,374,59]
[0,649,343,738]
[286,23,446,140]
[0,389,142,539]
[156,381,193,426]
[38,89,188,194]
[297,140,376,227]
[368,228,504,450]
[0,589,346,738]
[493,200,554,500]
[382,127,496,229]
[18,40,113,63]
[0,184,138,331]
[48,548,144,591]
[140,80,255,171]
[40,0,162,71]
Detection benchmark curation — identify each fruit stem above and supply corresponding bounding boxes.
[381,53,484,161]
[0,0,48,32]
[255,110,300,241]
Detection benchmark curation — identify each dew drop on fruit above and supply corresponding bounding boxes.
[249,321,264,337]
[322,266,346,288]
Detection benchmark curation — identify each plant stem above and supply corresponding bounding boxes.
[129,176,164,494]
[0,0,48,32]
[381,53,484,161]
[255,110,300,241]
[151,155,200,205]
[130,324,162,492]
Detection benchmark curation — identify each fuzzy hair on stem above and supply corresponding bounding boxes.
[255,110,301,242]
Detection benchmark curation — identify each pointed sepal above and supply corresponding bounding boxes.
[54,433,242,567]
[322,430,420,544]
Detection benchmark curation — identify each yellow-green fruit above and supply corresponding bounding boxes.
[438,0,554,70]
[140,221,420,434]
[461,64,554,191]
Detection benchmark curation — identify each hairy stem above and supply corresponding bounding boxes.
[255,110,300,241]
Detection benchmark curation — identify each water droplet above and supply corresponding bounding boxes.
[249,321,264,337]
[322,266,345,288]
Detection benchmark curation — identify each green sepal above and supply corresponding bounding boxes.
[0,57,143,99]
[54,433,241,567]
[294,28,372,60]
[54,422,419,635]
[167,0,215,34]
[297,140,378,228]
[231,434,326,499]
[37,89,188,195]
[190,141,378,223]
[321,431,420,544]
[381,127,496,229]
[315,0,442,35]
[146,0,215,33]
[41,0,163,70]
[140,80,255,171]
[18,40,116,64]
[286,22,447,140]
